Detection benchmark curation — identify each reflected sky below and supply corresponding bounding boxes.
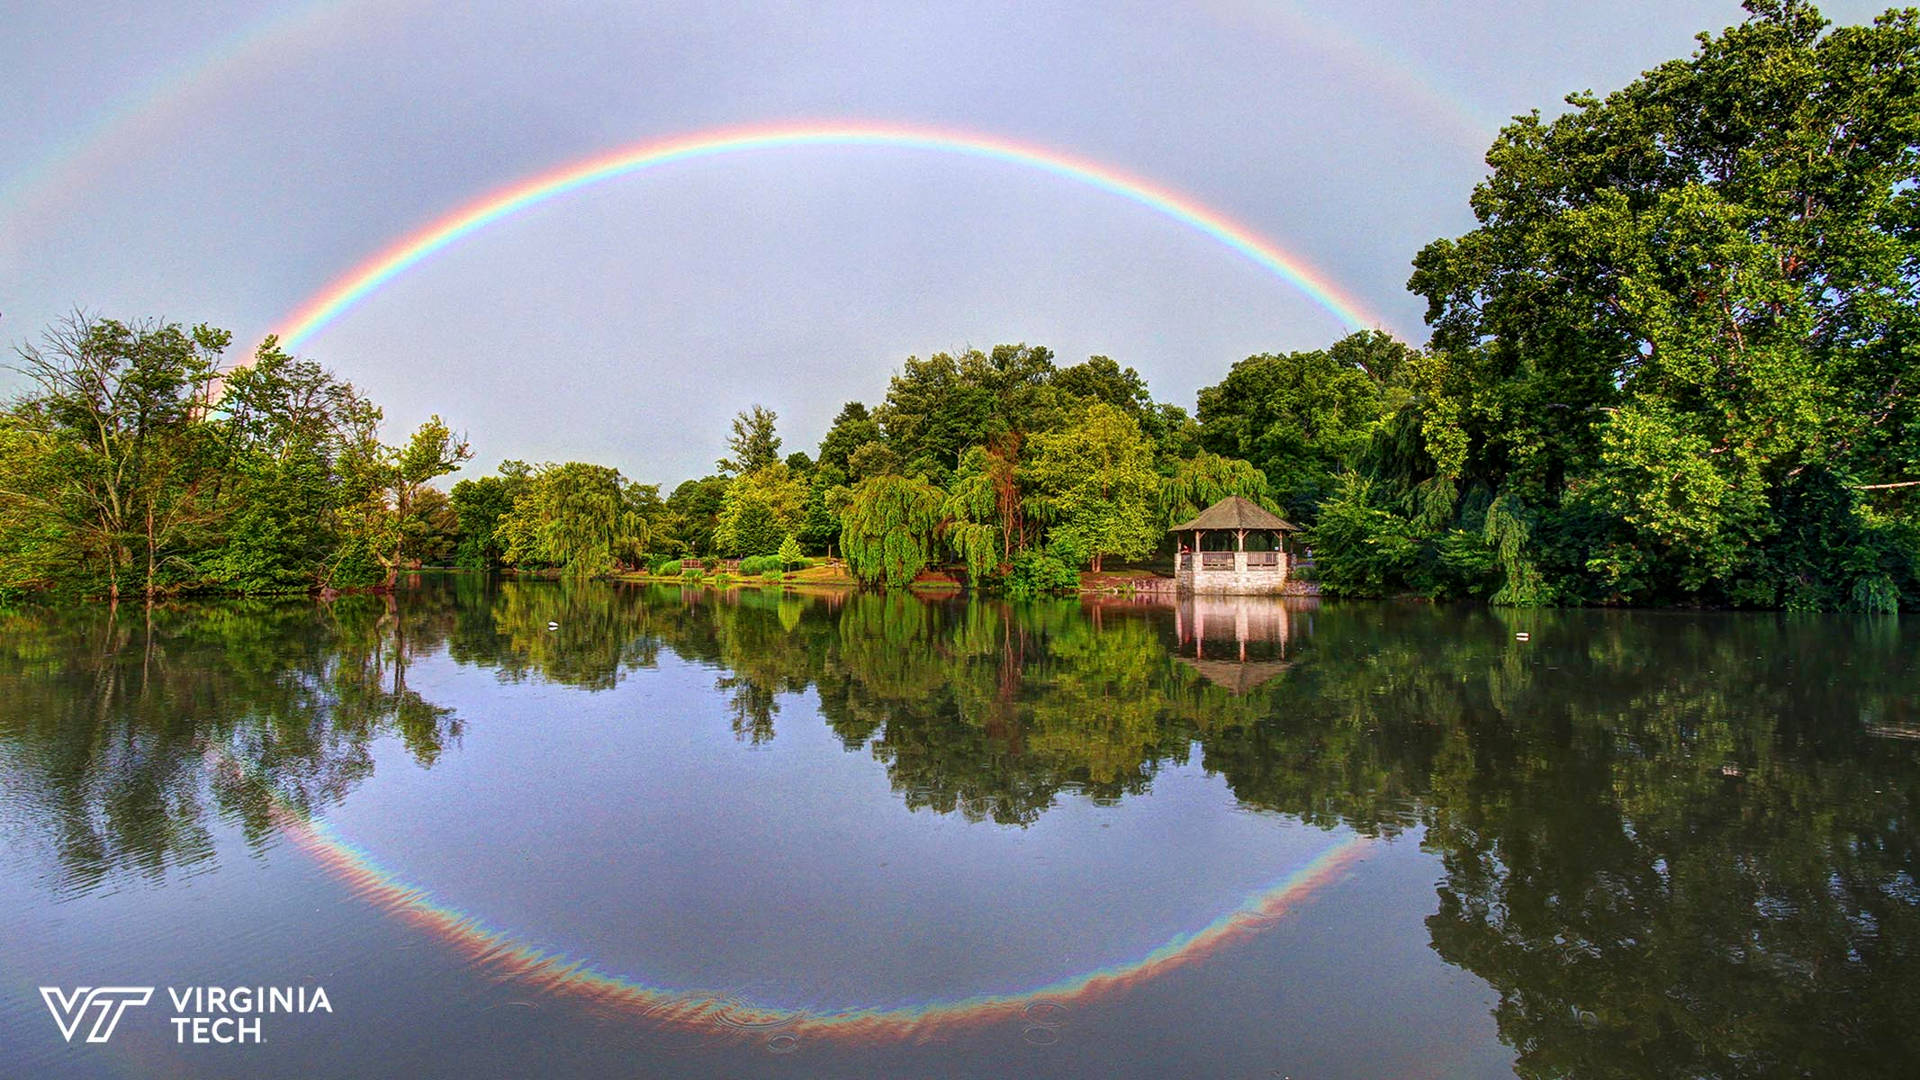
[2,578,1918,1077]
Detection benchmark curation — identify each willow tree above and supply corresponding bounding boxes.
[839,474,946,589]
[942,446,1010,584]
[497,462,651,576]
[1157,453,1276,527]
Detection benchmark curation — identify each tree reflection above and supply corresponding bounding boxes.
[0,594,459,897]
[4,578,1917,1072]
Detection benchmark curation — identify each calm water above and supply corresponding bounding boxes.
[2,577,1917,1078]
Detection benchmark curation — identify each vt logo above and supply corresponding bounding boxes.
[40,987,154,1043]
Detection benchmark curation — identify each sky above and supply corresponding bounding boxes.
[0,0,1894,485]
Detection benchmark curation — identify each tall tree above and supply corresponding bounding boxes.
[1195,334,1397,521]
[717,405,781,476]
[1397,0,1920,608]
[496,462,652,575]
[1023,402,1161,573]
[2,313,228,599]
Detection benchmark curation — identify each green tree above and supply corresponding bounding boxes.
[839,473,947,589]
[816,401,882,473]
[497,462,652,575]
[1023,402,1161,572]
[1398,0,1920,608]
[2,313,229,599]
[1195,333,1399,521]
[1157,453,1276,527]
[372,416,471,587]
[449,473,520,569]
[714,461,805,556]
[717,404,781,476]
[664,475,728,556]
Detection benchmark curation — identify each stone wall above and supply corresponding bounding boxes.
[1173,551,1291,595]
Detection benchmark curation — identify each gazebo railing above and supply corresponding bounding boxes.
[1177,550,1287,573]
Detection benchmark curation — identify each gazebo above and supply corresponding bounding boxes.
[1169,496,1300,594]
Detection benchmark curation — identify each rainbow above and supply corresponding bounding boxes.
[0,1,367,250]
[273,800,1370,1044]
[276,122,1382,350]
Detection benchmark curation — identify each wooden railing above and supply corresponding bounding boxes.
[1246,551,1280,568]
[1200,552,1235,570]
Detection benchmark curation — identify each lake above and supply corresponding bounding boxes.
[2,576,1916,1078]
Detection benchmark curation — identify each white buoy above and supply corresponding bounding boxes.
[1515,632,1530,641]
[547,621,559,631]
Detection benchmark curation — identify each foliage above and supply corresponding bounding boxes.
[1305,3,1920,609]
[1022,402,1161,572]
[717,404,781,476]
[1195,331,1403,521]
[1157,453,1277,527]
[713,462,804,556]
[496,462,652,575]
[664,475,728,556]
[449,471,520,569]
[839,473,946,589]
[777,533,805,570]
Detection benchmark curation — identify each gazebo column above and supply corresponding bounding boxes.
[1235,528,1247,575]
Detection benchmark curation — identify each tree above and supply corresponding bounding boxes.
[717,405,781,476]
[497,462,652,575]
[210,338,383,591]
[2,313,229,599]
[1023,402,1160,573]
[777,533,804,570]
[449,474,519,569]
[374,416,471,587]
[664,475,729,556]
[1157,453,1276,528]
[816,401,882,473]
[1195,334,1397,521]
[1396,0,1920,608]
[839,473,947,588]
[713,461,805,556]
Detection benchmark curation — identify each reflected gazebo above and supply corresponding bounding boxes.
[1172,594,1296,694]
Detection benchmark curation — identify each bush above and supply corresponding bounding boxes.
[761,570,782,583]
[679,566,704,582]
[738,554,780,575]
[657,559,683,576]
[1006,548,1080,597]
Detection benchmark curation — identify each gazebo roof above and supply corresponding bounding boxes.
[1167,495,1299,533]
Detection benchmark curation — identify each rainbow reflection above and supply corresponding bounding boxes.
[271,801,1370,1044]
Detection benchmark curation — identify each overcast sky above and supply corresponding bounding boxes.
[0,1,1892,484]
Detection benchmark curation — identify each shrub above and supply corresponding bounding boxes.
[761,570,782,583]
[657,559,683,576]
[1006,548,1080,597]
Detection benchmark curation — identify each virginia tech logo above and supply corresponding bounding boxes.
[40,987,154,1043]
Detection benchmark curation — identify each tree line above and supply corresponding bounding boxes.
[4,2,1916,609]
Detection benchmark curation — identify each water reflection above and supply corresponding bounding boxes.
[0,594,461,898]
[2,579,1917,1073]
